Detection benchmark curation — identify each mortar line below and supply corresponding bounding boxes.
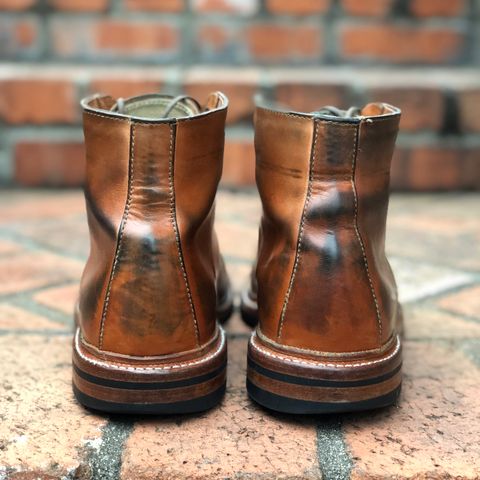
[388,252,480,278]
[0,228,87,262]
[88,418,134,480]
[0,278,79,298]
[0,329,70,336]
[316,417,353,480]
[403,279,480,306]
[8,295,72,327]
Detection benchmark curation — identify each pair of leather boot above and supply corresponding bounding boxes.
[72,91,403,415]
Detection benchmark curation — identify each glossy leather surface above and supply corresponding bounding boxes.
[255,109,313,341]
[77,92,229,357]
[251,103,401,354]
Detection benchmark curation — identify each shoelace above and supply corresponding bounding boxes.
[312,106,361,117]
[161,95,202,117]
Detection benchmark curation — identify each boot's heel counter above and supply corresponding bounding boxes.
[79,96,229,357]
[77,109,132,348]
[97,121,199,356]
[77,114,198,356]
[354,113,402,345]
[254,109,315,341]
[171,108,228,345]
[262,117,400,353]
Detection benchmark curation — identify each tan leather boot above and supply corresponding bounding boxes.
[242,101,403,413]
[73,92,232,414]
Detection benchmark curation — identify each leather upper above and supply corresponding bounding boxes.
[77,92,229,357]
[253,102,401,354]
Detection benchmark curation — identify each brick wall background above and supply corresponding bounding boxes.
[0,0,479,190]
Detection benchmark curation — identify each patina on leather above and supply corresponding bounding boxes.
[77,92,231,358]
[247,101,402,354]
[243,100,403,414]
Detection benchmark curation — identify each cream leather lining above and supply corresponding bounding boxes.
[82,92,228,122]
[113,95,199,119]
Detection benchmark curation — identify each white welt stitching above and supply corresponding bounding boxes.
[251,332,400,369]
[277,120,319,339]
[76,328,226,372]
[257,327,395,358]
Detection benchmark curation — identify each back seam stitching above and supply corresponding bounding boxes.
[168,124,201,346]
[98,122,136,351]
[277,119,319,340]
[350,123,383,342]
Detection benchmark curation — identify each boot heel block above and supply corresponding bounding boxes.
[72,327,227,415]
[247,332,402,414]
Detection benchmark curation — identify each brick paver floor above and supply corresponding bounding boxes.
[0,190,479,480]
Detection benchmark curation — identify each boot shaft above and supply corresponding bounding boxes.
[254,102,401,353]
[78,93,228,356]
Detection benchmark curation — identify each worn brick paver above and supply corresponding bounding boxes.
[0,304,63,332]
[437,284,480,320]
[345,342,480,479]
[0,191,85,225]
[389,256,476,303]
[0,335,106,478]
[405,305,480,340]
[0,241,22,257]
[0,252,82,295]
[0,190,479,479]
[387,194,480,271]
[121,338,321,480]
[33,284,79,316]
[8,216,90,260]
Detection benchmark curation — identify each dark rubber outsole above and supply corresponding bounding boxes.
[247,379,401,414]
[73,383,226,415]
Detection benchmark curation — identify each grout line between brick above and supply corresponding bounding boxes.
[316,417,353,480]
[404,278,480,307]
[9,294,73,327]
[459,339,480,367]
[389,252,480,278]
[88,418,134,480]
[0,329,70,336]
[0,228,87,262]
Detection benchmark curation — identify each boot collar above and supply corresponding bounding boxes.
[81,92,228,123]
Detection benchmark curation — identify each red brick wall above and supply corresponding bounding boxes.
[0,0,479,190]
